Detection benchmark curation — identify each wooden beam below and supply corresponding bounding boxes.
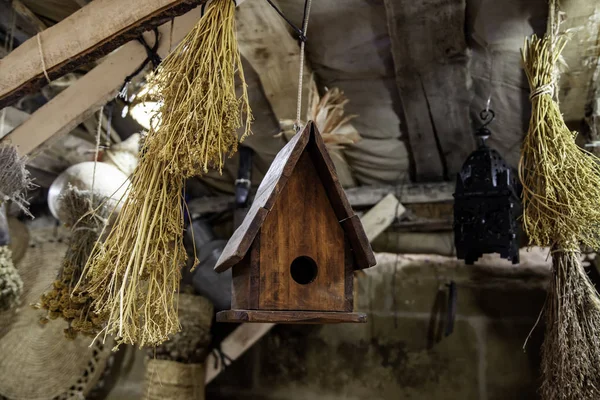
[11,0,47,33]
[360,194,406,242]
[236,0,310,123]
[187,182,454,217]
[205,323,274,384]
[0,0,206,109]
[383,0,474,181]
[1,9,203,157]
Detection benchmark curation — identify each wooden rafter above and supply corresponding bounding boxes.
[0,9,203,156]
[383,0,474,181]
[0,0,207,109]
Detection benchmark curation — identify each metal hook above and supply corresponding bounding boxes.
[479,108,495,129]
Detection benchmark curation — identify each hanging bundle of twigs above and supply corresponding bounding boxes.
[39,186,109,339]
[84,0,252,348]
[520,13,600,399]
[144,0,252,176]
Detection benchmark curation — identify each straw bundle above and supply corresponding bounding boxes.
[520,30,600,400]
[144,0,252,176]
[39,186,109,339]
[83,0,251,348]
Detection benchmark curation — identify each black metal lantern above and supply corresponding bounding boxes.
[453,109,520,265]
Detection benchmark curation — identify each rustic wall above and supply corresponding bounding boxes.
[208,251,550,400]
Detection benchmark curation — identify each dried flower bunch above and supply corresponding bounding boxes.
[144,0,252,176]
[83,0,252,348]
[0,246,22,311]
[39,186,109,339]
[520,19,600,400]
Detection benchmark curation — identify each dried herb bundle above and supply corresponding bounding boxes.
[0,143,34,217]
[0,246,22,311]
[39,186,109,339]
[83,0,251,348]
[84,157,186,347]
[520,30,600,400]
[541,251,600,399]
[145,0,252,176]
[520,35,600,250]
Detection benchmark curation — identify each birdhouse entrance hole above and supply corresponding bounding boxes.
[290,256,318,285]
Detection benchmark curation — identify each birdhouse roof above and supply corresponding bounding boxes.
[214,121,376,273]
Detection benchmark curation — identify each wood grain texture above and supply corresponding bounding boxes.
[344,239,354,312]
[215,124,311,272]
[1,9,204,156]
[259,151,346,312]
[231,250,252,310]
[383,0,473,181]
[341,215,376,268]
[216,310,367,324]
[205,323,275,383]
[360,193,406,242]
[236,0,311,122]
[0,0,204,108]
[215,122,375,272]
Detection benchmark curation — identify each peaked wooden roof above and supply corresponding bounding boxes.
[214,121,376,273]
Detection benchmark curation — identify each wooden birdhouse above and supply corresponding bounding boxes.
[214,121,376,324]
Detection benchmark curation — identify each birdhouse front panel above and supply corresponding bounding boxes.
[258,151,349,312]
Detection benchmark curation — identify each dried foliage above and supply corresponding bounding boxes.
[0,143,34,217]
[84,158,186,347]
[520,35,600,249]
[282,81,361,148]
[521,32,600,400]
[39,186,109,339]
[82,0,251,348]
[144,0,252,176]
[541,251,600,399]
[0,246,22,311]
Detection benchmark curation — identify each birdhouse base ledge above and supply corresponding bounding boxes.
[216,310,367,324]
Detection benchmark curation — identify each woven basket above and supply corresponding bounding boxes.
[0,223,114,400]
[144,360,205,400]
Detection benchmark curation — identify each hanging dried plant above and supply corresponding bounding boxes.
[144,0,252,176]
[0,143,35,217]
[520,35,600,250]
[281,81,361,149]
[82,0,251,348]
[39,186,109,339]
[520,28,600,400]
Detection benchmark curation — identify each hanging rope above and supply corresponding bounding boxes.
[294,0,312,131]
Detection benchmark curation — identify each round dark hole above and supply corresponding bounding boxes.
[290,256,318,285]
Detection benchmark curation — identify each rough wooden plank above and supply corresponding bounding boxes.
[383,0,473,181]
[11,0,47,33]
[340,214,377,269]
[204,323,275,383]
[360,193,406,242]
[1,9,203,157]
[345,182,455,207]
[214,125,311,272]
[236,0,311,122]
[231,251,251,310]
[559,1,600,122]
[249,230,260,309]
[0,0,207,108]
[216,310,367,324]
[308,124,355,221]
[344,239,353,312]
[187,182,456,216]
[258,151,346,312]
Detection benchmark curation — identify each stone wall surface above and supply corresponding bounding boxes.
[208,250,551,400]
